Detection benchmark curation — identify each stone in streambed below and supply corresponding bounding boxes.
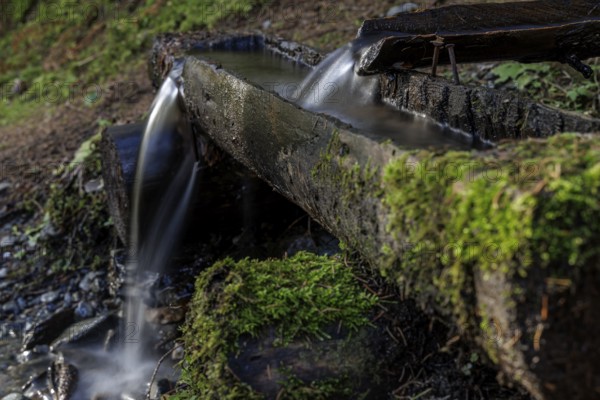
[144,306,185,325]
[47,354,78,400]
[386,3,418,16]
[22,308,75,350]
[50,313,117,351]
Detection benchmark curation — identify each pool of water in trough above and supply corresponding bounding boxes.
[197,44,476,149]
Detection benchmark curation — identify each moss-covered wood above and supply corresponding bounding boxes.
[174,50,600,399]
[180,252,405,399]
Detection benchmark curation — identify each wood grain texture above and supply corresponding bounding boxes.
[357,0,600,74]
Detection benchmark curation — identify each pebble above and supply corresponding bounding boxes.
[0,267,7,278]
[1,393,26,400]
[84,179,104,193]
[41,291,59,303]
[2,301,19,314]
[16,296,27,310]
[171,345,184,361]
[261,19,272,30]
[32,344,49,354]
[386,3,419,16]
[75,301,94,319]
[79,271,97,292]
[0,235,16,247]
[0,181,11,194]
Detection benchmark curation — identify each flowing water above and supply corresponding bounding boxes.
[78,62,201,398]
[19,37,481,399]
[201,38,475,149]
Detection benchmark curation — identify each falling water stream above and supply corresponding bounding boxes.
[74,63,202,398]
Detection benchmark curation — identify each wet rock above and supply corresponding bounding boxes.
[41,291,59,304]
[17,296,27,310]
[1,393,26,400]
[285,235,317,256]
[22,308,75,350]
[74,301,94,319]
[78,272,97,292]
[33,344,50,354]
[155,324,180,349]
[144,307,185,325]
[47,354,78,400]
[84,179,104,193]
[3,300,19,314]
[171,345,184,361]
[261,20,271,30]
[51,313,117,351]
[386,3,418,16]
[149,379,175,399]
[0,235,16,247]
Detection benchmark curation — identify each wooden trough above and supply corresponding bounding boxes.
[101,31,600,400]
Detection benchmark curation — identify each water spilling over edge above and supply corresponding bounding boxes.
[84,60,200,398]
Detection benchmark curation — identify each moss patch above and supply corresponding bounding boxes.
[0,0,268,125]
[17,132,113,271]
[180,251,378,399]
[382,133,600,327]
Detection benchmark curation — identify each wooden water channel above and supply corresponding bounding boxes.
[102,28,600,400]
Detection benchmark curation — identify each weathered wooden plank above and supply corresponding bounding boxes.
[176,52,600,400]
[357,0,600,75]
[379,71,600,142]
[130,33,600,399]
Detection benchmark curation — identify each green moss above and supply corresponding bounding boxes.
[30,132,113,272]
[1,0,267,126]
[382,133,600,327]
[180,252,378,399]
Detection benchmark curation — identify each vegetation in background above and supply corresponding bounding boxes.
[459,60,600,118]
[0,0,268,125]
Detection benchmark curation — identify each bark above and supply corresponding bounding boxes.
[357,0,600,75]
[379,72,600,142]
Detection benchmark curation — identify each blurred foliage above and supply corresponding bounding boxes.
[0,0,268,125]
[459,59,600,118]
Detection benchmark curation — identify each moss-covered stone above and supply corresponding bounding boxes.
[179,251,389,399]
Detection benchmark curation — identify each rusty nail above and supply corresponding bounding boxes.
[430,40,444,77]
[446,44,460,85]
